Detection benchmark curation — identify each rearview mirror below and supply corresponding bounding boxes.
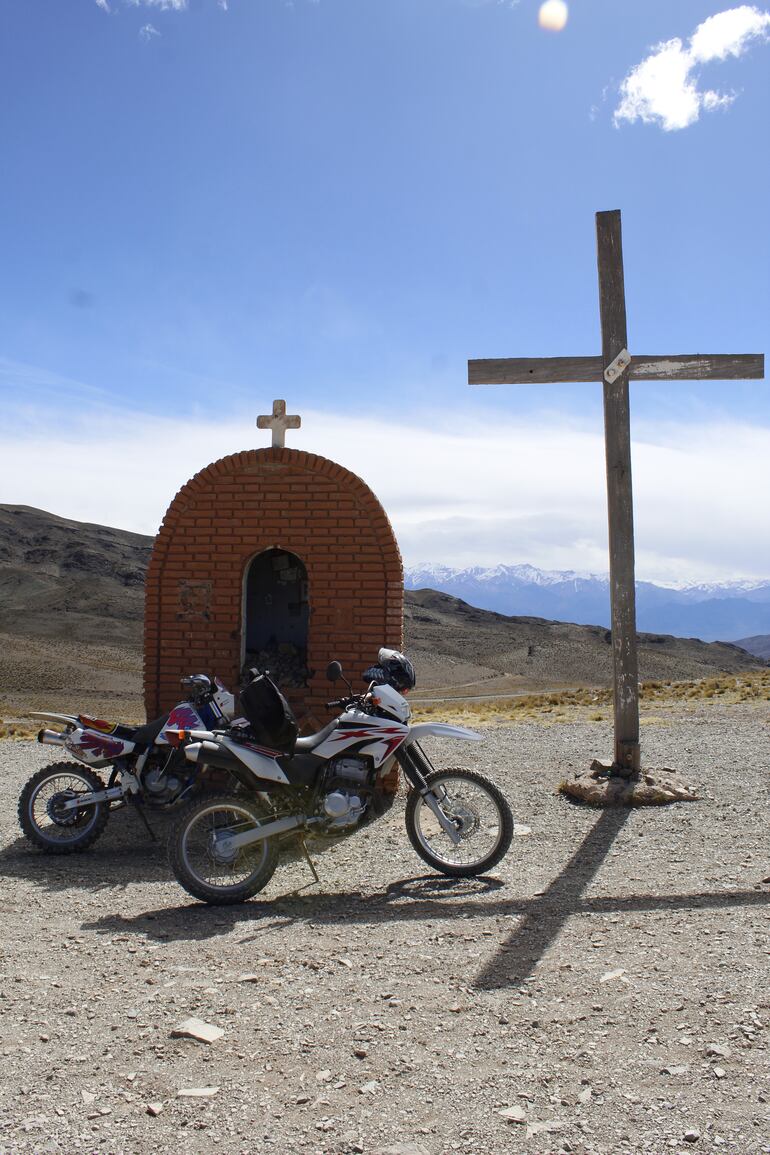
[326,661,343,683]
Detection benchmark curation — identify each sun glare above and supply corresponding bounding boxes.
[538,0,569,33]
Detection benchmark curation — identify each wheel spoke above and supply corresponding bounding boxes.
[19,762,110,853]
[181,803,269,890]
[413,777,504,868]
[31,774,98,839]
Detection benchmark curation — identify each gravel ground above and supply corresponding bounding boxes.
[0,705,768,1155]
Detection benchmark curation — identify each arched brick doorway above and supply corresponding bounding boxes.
[242,547,310,686]
[143,447,403,726]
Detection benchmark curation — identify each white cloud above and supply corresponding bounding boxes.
[95,0,111,11]
[616,38,706,131]
[139,22,161,39]
[689,5,770,60]
[614,5,770,130]
[1,398,767,583]
[0,356,107,400]
[127,0,188,9]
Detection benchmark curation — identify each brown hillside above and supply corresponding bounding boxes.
[404,587,764,699]
[0,505,763,720]
[0,505,148,645]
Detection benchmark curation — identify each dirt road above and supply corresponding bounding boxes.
[0,704,767,1154]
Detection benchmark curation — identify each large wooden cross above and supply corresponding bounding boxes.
[469,209,764,774]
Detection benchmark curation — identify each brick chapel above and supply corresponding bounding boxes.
[143,401,404,728]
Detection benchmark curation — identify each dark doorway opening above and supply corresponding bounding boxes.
[243,549,310,687]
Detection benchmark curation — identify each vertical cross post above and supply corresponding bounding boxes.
[597,210,640,773]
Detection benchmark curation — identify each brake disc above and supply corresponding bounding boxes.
[46,791,81,827]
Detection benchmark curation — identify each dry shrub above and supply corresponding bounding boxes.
[411,669,769,726]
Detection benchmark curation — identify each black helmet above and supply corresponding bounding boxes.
[365,648,416,692]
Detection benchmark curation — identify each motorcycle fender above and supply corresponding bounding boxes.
[405,723,483,744]
[29,711,80,728]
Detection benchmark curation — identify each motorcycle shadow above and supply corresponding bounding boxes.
[0,806,175,892]
[80,874,507,943]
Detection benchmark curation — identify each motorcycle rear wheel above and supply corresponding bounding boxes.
[405,768,513,877]
[18,762,110,853]
[168,793,279,905]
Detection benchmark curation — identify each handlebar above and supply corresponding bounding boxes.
[326,694,372,711]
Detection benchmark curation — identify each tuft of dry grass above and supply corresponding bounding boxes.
[0,720,39,741]
[411,669,770,726]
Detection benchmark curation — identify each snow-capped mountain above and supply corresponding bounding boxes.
[404,564,770,643]
[406,563,606,589]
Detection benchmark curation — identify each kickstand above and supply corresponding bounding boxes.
[131,801,158,843]
[299,837,320,884]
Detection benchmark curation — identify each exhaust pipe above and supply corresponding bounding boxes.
[38,729,68,747]
[184,740,285,794]
[185,740,243,774]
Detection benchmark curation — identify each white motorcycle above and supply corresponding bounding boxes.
[18,674,235,853]
[166,649,514,905]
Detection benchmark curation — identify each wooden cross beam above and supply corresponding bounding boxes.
[469,209,764,774]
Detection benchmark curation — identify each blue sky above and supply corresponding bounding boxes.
[1,1,768,581]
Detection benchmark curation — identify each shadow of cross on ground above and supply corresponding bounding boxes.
[475,806,633,989]
[77,805,769,976]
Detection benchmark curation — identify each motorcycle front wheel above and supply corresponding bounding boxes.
[18,762,110,853]
[405,768,513,877]
[168,793,279,905]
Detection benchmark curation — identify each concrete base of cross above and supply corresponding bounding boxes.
[559,760,699,806]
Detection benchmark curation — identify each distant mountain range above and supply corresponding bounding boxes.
[404,563,770,647]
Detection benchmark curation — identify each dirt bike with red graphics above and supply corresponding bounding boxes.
[17,675,236,853]
[166,649,514,905]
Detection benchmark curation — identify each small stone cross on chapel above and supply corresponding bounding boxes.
[257,399,301,448]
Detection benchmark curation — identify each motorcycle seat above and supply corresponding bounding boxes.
[294,719,338,752]
[127,715,170,748]
[78,715,119,734]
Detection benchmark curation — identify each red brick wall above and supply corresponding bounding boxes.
[143,447,403,728]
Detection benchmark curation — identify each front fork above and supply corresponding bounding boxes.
[396,744,462,846]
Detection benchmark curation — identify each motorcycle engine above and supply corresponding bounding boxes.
[320,757,371,831]
[142,763,182,803]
